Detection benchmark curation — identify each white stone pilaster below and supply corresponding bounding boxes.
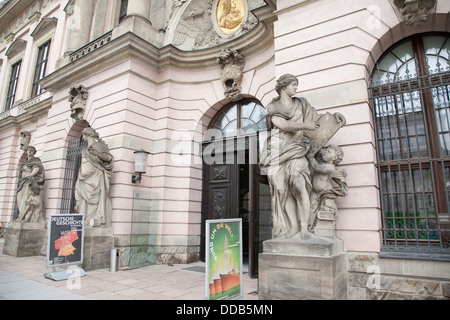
[65,0,95,53]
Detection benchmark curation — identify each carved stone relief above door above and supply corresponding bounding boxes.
[171,0,265,51]
[392,0,436,27]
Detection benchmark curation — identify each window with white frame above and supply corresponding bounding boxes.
[31,40,51,97]
[5,60,22,110]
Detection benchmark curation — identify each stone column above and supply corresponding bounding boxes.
[126,0,151,21]
[112,0,163,47]
[65,0,95,53]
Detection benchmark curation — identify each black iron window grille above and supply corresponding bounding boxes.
[60,137,86,214]
[369,34,450,255]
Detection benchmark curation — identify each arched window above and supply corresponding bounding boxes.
[60,122,89,214]
[370,34,450,254]
[206,99,267,140]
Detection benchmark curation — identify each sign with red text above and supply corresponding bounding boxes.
[46,214,84,268]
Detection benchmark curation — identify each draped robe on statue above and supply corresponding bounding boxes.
[75,143,113,227]
[260,97,320,238]
[16,157,45,223]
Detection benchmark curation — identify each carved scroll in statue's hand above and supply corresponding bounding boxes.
[306,112,347,156]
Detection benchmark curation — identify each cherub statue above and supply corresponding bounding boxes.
[307,145,348,235]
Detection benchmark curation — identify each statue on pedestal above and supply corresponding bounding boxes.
[74,127,114,227]
[16,146,45,223]
[260,74,346,240]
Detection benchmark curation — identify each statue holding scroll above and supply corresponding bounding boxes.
[260,74,346,240]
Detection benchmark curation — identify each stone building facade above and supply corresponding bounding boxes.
[0,0,449,299]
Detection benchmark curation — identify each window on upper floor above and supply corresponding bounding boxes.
[5,60,22,110]
[369,33,450,255]
[119,0,128,23]
[31,40,51,97]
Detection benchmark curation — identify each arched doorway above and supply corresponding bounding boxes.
[60,121,89,214]
[200,98,271,278]
[369,33,450,253]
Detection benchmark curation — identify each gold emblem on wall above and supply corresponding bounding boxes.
[217,0,244,34]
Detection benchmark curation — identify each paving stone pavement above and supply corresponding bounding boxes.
[0,240,258,300]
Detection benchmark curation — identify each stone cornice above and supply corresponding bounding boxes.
[0,94,52,130]
[0,0,36,41]
[40,20,274,92]
[274,0,319,15]
[40,32,160,93]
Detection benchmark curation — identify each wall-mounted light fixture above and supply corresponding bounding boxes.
[132,149,150,184]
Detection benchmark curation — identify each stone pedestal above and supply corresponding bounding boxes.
[2,222,47,257]
[82,227,114,271]
[111,15,163,46]
[259,236,347,300]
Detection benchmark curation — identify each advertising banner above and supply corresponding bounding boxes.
[46,214,84,268]
[205,219,243,300]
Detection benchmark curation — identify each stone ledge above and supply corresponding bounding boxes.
[263,236,344,257]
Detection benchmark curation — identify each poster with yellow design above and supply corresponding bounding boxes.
[205,219,243,300]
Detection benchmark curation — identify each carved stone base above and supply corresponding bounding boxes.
[82,227,114,271]
[259,236,347,300]
[2,222,47,257]
[314,211,337,238]
[111,15,162,46]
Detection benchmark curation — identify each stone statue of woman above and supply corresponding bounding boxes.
[16,146,45,223]
[260,74,345,240]
[74,127,114,227]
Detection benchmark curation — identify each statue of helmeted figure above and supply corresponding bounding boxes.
[16,146,45,223]
[260,74,346,240]
[74,127,114,227]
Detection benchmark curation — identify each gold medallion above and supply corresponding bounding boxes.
[217,0,245,34]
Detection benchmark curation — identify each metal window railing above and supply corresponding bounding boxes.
[369,70,450,254]
[60,138,86,214]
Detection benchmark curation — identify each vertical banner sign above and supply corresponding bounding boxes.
[47,214,84,268]
[206,219,243,300]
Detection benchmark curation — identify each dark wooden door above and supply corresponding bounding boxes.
[200,140,239,261]
[200,136,271,278]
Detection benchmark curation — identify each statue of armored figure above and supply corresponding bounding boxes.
[74,127,114,227]
[16,146,45,223]
[260,74,347,240]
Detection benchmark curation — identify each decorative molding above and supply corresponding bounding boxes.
[68,84,88,121]
[212,188,228,219]
[41,26,273,93]
[19,131,31,152]
[217,48,245,102]
[0,94,53,131]
[393,0,436,27]
[170,0,265,51]
[69,31,112,63]
[30,17,57,39]
[5,38,26,57]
